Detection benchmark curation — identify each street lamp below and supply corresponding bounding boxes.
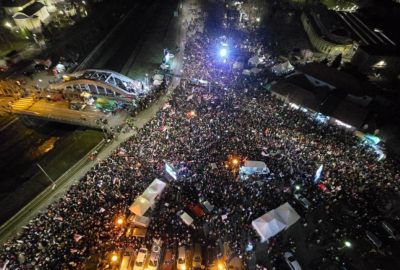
[338,241,352,250]
[117,218,124,225]
[232,159,238,165]
[294,185,300,194]
[220,48,227,57]
[5,22,11,28]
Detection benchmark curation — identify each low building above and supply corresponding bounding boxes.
[350,46,400,79]
[271,62,375,131]
[1,0,34,17]
[12,2,50,33]
[296,62,363,95]
[300,3,356,58]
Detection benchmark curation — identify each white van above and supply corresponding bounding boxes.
[177,246,186,270]
[192,243,202,269]
[240,161,269,175]
[134,248,148,270]
[148,238,163,270]
[177,210,194,226]
[199,198,214,213]
[120,249,133,270]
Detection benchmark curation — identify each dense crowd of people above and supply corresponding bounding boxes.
[1,2,400,270]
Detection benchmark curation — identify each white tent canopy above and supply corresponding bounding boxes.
[252,210,286,242]
[242,69,251,76]
[148,179,167,196]
[250,67,261,74]
[129,196,152,216]
[271,61,294,74]
[275,202,300,228]
[141,189,157,203]
[248,56,260,66]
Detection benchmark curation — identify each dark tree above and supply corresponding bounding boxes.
[40,21,53,40]
[320,58,328,65]
[331,53,342,69]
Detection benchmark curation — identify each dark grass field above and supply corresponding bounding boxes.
[0,120,103,225]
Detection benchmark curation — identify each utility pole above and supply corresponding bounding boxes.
[37,163,56,189]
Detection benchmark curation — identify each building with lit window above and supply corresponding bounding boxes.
[351,46,400,79]
[300,3,356,58]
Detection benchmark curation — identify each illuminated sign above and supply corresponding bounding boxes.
[365,134,380,144]
[165,163,177,180]
[335,120,352,129]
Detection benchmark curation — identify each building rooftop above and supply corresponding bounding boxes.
[297,62,363,95]
[304,3,352,45]
[271,83,320,112]
[357,45,400,57]
[321,95,369,129]
[18,2,44,17]
[1,0,31,8]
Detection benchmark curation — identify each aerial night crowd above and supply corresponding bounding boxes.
[1,3,400,270]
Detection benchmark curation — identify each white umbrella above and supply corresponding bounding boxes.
[250,67,261,74]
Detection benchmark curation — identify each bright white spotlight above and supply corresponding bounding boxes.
[220,49,227,57]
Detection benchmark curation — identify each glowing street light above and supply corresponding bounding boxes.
[256,18,260,22]
[111,254,118,262]
[5,22,11,28]
[232,159,238,165]
[117,218,124,225]
[220,48,227,57]
[338,241,352,250]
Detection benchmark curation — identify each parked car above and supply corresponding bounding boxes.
[69,100,86,110]
[177,210,194,226]
[317,184,331,194]
[294,194,312,209]
[35,64,49,71]
[283,252,302,270]
[333,261,349,270]
[192,243,202,269]
[189,202,205,217]
[120,249,133,270]
[204,245,218,270]
[177,246,186,270]
[227,257,243,270]
[366,232,382,250]
[382,221,400,240]
[133,248,148,270]
[162,248,173,270]
[148,238,163,270]
[199,198,214,213]
[22,70,35,78]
